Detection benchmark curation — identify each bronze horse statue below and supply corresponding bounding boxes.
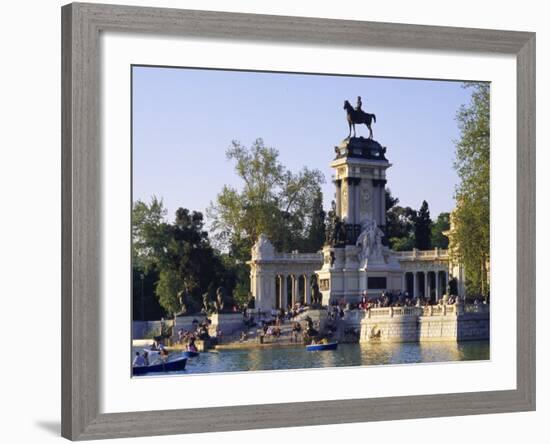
[344,100,376,139]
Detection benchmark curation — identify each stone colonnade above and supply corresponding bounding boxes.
[274,273,316,309]
[248,250,324,312]
[402,270,449,301]
[395,249,454,302]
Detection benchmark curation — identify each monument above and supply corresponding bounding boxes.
[247,98,460,310]
[315,99,403,304]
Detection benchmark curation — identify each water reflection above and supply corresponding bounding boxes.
[133,340,489,377]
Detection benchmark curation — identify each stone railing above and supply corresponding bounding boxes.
[362,303,489,319]
[394,248,449,261]
[365,304,461,319]
[273,252,323,262]
[366,306,423,318]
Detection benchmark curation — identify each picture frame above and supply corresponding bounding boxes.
[61,2,535,440]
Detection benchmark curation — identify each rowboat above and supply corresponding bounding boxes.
[132,356,187,376]
[306,341,338,351]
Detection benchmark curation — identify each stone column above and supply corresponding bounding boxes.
[435,271,440,300]
[268,273,276,310]
[334,179,342,218]
[292,276,299,306]
[401,273,406,292]
[354,178,361,224]
[255,271,263,308]
[444,271,449,294]
[346,179,354,223]
[379,176,386,227]
[413,272,418,298]
[281,275,288,308]
[372,179,380,226]
[305,276,312,305]
[424,271,430,298]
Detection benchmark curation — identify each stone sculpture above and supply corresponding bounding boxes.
[344,99,376,139]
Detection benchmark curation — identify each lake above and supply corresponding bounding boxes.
[133,340,489,376]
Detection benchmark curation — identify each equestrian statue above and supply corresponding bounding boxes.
[344,96,376,139]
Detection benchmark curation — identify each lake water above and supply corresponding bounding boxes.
[133,340,489,376]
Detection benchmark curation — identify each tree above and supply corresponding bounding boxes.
[132,198,172,320]
[414,200,432,250]
[385,189,417,250]
[155,269,185,316]
[132,196,170,271]
[208,138,325,257]
[132,198,233,318]
[385,188,399,213]
[390,236,415,251]
[431,212,450,249]
[386,205,416,243]
[303,189,326,252]
[451,83,490,298]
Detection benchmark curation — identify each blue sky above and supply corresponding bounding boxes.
[132,66,476,223]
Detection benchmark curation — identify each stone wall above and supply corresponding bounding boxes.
[209,312,246,337]
[456,313,490,341]
[355,305,489,343]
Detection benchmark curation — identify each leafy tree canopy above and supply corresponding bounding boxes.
[208,138,325,259]
[431,212,450,249]
[451,83,490,297]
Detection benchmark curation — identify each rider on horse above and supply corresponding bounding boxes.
[356,96,363,112]
[344,96,376,139]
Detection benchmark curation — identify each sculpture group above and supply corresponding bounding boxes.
[355,217,384,262]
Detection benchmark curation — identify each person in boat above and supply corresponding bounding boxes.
[142,350,149,366]
[187,338,198,353]
[133,351,146,367]
[158,342,168,359]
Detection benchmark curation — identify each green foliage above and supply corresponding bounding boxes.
[390,236,415,251]
[385,188,399,212]
[303,190,326,252]
[208,138,325,258]
[386,202,417,248]
[451,83,490,297]
[132,196,170,272]
[414,200,432,250]
[132,199,232,317]
[156,269,184,315]
[385,195,448,252]
[431,212,450,249]
[232,281,251,308]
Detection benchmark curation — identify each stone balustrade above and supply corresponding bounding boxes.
[272,252,323,262]
[394,248,449,260]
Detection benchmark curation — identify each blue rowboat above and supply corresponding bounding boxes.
[132,356,187,376]
[306,342,338,351]
[182,351,199,358]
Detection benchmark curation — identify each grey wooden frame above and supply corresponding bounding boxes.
[61,2,536,440]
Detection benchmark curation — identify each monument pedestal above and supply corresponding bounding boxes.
[316,244,403,304]
[316,137,406,303]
